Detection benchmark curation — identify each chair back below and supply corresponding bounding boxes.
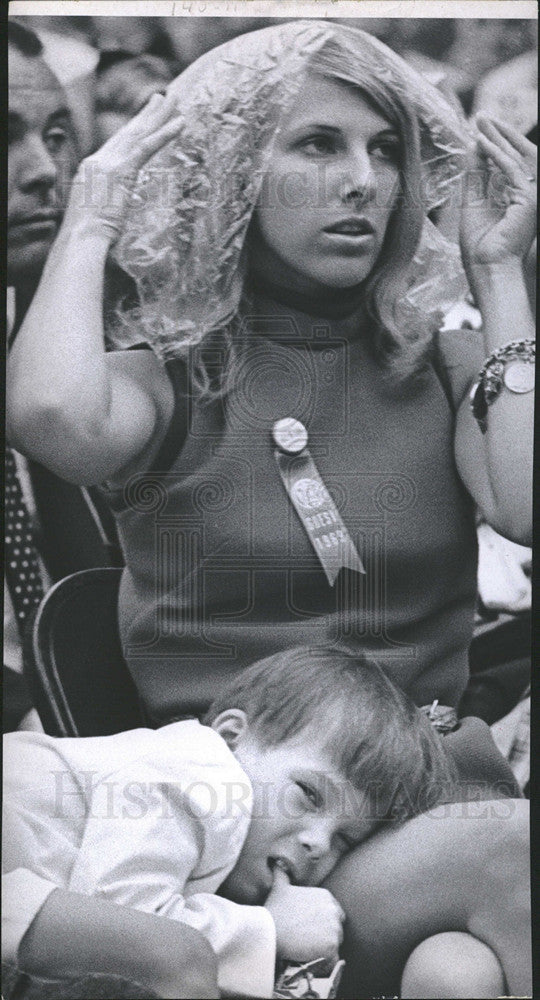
[26,567,144,737]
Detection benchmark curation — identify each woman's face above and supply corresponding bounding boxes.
[252,74,401,295]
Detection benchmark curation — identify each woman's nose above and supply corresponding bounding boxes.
[337,150,376,206]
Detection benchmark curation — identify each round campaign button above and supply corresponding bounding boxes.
[272,417,308,455]
[503,360,535,394]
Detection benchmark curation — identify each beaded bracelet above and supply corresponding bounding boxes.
[470,339,535,434]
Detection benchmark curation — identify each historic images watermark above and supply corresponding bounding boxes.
[55,155,520,220]
[50,770,519,823]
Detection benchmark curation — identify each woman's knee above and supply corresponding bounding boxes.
[400,931,505,999]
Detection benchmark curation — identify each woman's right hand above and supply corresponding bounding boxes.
[8,95,182,486]
[64,91,183,242]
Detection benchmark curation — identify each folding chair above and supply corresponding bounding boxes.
[25,567,144,737]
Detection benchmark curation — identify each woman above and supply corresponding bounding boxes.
[8,21,534,996]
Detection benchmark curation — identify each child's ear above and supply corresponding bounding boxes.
[211,709,249,750]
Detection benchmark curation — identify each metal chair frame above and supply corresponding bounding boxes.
[26,567,144,737]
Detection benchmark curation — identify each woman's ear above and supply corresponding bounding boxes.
[211,709,249,750]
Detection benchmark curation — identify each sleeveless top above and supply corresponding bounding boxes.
[110,305,480,726]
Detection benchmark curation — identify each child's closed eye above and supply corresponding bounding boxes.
[296,780,321,808]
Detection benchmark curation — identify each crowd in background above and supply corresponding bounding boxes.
[20,15,538,155]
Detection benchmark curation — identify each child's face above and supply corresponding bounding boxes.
[251,74,400,295]
[218,728,375,905]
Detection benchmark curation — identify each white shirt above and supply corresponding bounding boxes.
[2,720,276,997]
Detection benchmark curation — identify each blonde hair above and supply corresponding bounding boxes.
[109,21,467,394]
[214,49,428,395]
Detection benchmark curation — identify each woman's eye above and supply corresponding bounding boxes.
[45,128,68,154]
[298,135,337,157]
[371,138,400,163]
[297,781,320,807]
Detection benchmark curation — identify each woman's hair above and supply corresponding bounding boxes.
[111,22,468,391]
[204,645,457,825]
[306,39,428,375]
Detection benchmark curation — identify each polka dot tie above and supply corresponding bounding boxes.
[5,446,44,637]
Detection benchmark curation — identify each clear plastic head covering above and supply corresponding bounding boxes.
[111,20,473,357]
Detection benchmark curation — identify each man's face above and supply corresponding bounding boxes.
[8,47,78,285]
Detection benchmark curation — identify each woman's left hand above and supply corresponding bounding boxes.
[460,115,537,269]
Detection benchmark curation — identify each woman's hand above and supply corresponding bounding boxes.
[452,115,535,544]
[460,115,537,271]
[7,91,182,484]
[64,91,183,242]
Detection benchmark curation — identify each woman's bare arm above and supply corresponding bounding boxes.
[7,93,183,485]
[453,262,534,544]
[453,117,536,544]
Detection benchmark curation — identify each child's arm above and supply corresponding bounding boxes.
[65,765,276,999]
[17,887,218,999]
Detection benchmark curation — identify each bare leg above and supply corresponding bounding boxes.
[401,932,505,999]
[325,799,530,998]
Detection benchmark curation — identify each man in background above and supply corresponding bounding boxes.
[6,19,119,731]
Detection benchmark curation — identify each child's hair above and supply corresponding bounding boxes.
[204,646,457,825]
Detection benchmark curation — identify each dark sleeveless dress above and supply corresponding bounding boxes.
[111,305,481,726]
